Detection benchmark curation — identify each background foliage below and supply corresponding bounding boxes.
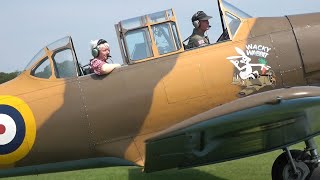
[0,72,19,84]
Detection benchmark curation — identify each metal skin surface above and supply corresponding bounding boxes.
[145,87,320,172]
[0,0,320,177]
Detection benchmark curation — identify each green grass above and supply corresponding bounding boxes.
[2,137,320,180]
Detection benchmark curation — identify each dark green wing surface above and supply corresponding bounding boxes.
[145,87,320,172]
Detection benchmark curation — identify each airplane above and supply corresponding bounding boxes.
[0,0,320,179]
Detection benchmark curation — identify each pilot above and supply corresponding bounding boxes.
[89,39,121,75]
[186,11,212,49]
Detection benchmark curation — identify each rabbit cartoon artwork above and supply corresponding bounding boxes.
[227,46,276,97]
[227,47,271,80]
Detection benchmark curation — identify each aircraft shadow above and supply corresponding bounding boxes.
[128,167,227,180]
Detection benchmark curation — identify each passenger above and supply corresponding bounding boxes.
[186,11,212,49]
[90,39,121,75]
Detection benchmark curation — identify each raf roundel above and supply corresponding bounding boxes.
[0,113,18,146]
[0,96,36,165]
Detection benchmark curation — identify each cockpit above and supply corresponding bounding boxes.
[115,9,184,64]
[23,37,80,79]
[114,0,251,65]
[216,0,251,42]
[22,0,251,79]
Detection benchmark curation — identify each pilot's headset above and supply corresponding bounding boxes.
[192,11,212,28]
[192,11,203,28]
[91,39,108,58]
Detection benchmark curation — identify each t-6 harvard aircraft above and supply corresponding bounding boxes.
[1,0,320,179]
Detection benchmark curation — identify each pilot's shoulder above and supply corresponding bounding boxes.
[189,34,203,41]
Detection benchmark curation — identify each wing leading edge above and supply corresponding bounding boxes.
[144,86,320,172]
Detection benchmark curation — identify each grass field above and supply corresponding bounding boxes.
[2,137,320,180]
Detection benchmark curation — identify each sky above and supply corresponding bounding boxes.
[0,0,320,73]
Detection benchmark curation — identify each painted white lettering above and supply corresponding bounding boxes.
[266,47,272,52]
[261,46,267,52]
[245,44,271,58]
[247,50,255,56]
[256,51,262,57]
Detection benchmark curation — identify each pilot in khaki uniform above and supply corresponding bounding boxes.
[187,11,212,49]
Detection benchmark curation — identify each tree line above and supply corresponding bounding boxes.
[0,71,20,84]
[0,60,76,84]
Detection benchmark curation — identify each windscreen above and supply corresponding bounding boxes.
[222,0,252,18]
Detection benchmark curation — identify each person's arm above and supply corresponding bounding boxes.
[100,63,121,74]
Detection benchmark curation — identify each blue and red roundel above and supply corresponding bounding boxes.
[0,105,26,154]
[0,96,36,165]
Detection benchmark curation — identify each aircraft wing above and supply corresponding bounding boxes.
[144,86,320,172]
